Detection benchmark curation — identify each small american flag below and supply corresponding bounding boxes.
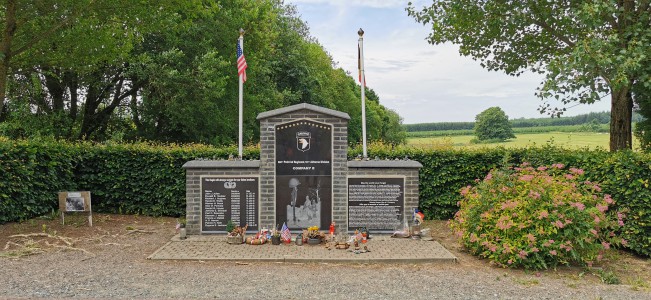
[237,41,248,82]
[280,222,291,243]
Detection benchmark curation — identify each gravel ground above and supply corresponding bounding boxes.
[1,215,649,299]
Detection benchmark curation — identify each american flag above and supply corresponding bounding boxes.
[237,41,247,82]
[280,222,291,243]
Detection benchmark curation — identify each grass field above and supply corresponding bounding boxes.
[407,132,613,150]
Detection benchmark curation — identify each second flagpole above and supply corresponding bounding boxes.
[358,28,367,159]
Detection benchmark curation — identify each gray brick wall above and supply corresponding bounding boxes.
[181,104,423,235]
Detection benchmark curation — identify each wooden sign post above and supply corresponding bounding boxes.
[58,191,92,226]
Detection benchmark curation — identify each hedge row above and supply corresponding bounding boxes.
[1,139,649,256]
[0,138,259,222]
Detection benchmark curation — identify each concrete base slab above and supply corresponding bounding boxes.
[148,235,457,264]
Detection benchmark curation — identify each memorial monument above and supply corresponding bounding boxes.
[183,103,421,234]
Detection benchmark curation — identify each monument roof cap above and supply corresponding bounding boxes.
[183,160,261,169]
[257,103,350,120]
[348,160,423,168]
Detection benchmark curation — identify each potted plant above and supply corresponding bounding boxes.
[306,226,323,245]
[177,218,187,240]
[271,226,282,245]
[226,221,247,244]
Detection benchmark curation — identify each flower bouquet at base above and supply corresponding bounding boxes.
[305,226,325,245]
[226,221,247,244]
[246,230,267,245]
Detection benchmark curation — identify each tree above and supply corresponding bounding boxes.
[407,1,651,151]
[473,107,515,142]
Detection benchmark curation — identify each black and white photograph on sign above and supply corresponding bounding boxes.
[65,197,86,211]
[275,119,333,230]
[276,175,331,230]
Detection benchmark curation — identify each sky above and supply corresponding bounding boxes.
[285,0,612,124]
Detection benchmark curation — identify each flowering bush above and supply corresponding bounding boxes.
[450,163,626,270]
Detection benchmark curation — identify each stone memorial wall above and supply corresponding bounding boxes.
[183,103,421,235]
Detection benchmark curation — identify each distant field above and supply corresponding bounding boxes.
[407,132,612,150]
[406,124,609,138]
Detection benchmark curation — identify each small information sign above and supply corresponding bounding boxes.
[58,191,92,226]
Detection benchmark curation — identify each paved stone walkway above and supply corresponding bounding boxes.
[148,235,457,263]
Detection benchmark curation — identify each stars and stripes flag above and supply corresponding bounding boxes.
[237,41,248,82]
[280,222,291,243]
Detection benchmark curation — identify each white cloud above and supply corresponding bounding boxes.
[286,0,612,123]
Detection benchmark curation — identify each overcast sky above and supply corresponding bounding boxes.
[286,0,612,124]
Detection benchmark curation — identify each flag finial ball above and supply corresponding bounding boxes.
[239,28,245,36]
[358,28,364,36]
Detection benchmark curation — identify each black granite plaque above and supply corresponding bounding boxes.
[348,177,404,231]
[275,120,332,230]
[201,176,258,232]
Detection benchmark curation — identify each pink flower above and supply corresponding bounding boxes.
[564,219,573,226]
[593,185,602,192]
[489,245,497,252]
[469,234,479,242]
[549,250,557,256]
[594,216,601,223]
[596,203,608,213]
[531,247,539,253]
[529,190,541,199]
[519,175,534,181]
[460,186,470,196]
[571,202,585,211]
[507,259,513,265]
[565,174,575,180]
[526,233,536,243]
[602,241,610,250]
[552,163,565,169]
[569,167,585,175]
[538,210,549,219]
[537,166,548,171]
[621,239,628,246]
[604,194,614,204]
[484,173,493,181]
[590,229,598,236]
[518,250,527,259]
[554,220,565,228]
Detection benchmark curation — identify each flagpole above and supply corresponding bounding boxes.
[358,28,367,159]
[238,29,244,159]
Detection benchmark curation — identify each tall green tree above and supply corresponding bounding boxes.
[473,107,515,142]
[407,0,651,151]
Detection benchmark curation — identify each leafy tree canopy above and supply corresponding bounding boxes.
[473,107,515,142]
[407,0,651,151]
[0,0,406,146]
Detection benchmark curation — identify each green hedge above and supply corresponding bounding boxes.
[0,138,260,222]
[1,139,649,256]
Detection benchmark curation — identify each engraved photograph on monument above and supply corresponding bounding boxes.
[275,120,332,230]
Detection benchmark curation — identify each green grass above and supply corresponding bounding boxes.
[407,124,609,138]
[407,132,612,150]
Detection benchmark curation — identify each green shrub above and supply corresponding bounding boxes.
[450,163,626,269]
